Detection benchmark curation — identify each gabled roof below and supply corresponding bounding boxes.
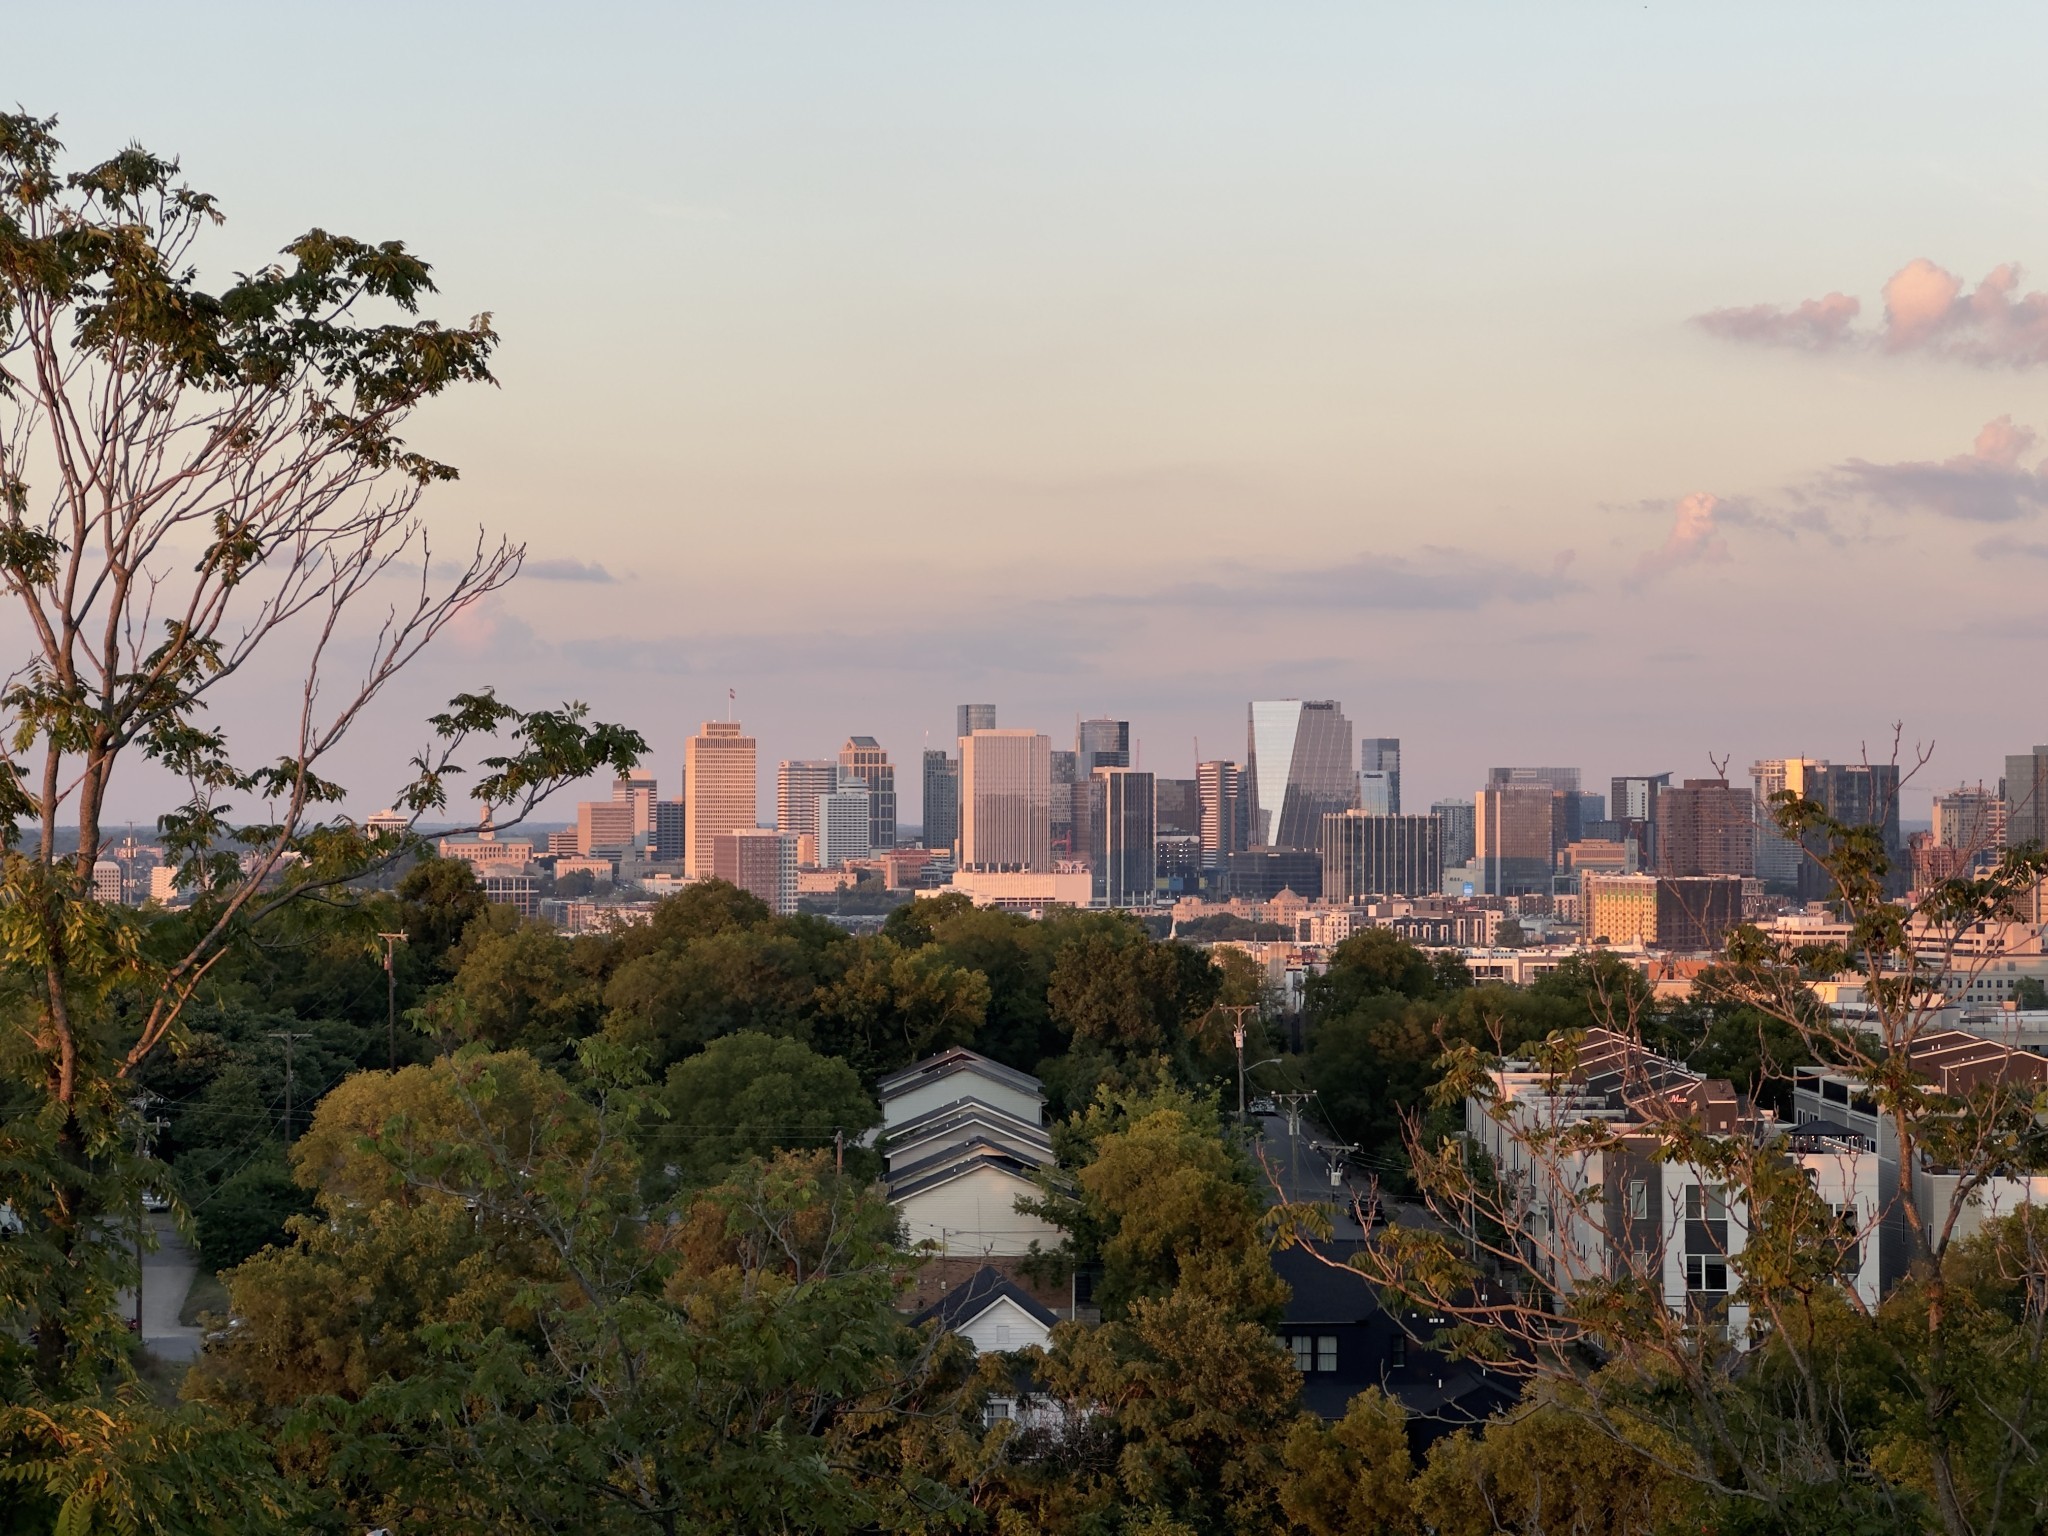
[888,1133,1051,1193]
[888,1144,1048,1203]
[885,1100,1055,1165]
[913,1263,1059,1334]
[876,1048,1044,1104]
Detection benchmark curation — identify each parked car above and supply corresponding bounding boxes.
[1249,1096,1278,1116]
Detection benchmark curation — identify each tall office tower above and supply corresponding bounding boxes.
[612,772,657,837]
[652,799,687,863]
[1611,773,1672,869]
[1089,767,1156,908]
[920,750,960,853]
[1432,797,1477,869]
[1247,700,1356,849]
[1198,761,1248,870]
[1358,772,1395,815]
[817,776,874,867]
[957,704,997,740]
[1933,784,2005,870]
[1489,766,1581,793]
[960,729,1052,871]
[1360,738,1402,814]
[1320,811,1443,902]
[1750,759,1814,886]
[577,798,637,856]
[1049,748,1079,858]
[1477,783,1556,896]
[1072,721,1129,864]
[776,760,839,841]
[1076,717,1131,774]
[684,719,758,879]
[1584,873,1744,952]
[1656,778,1757,877]
[838,736,897,850]
[1154,777,1200,836]
[2005,746,2048,849]
[713,828,798,916]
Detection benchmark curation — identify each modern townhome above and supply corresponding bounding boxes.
[1466,1027,1884,1337]
[1792,1029,2048,1288]
[879,1048,1066,1258]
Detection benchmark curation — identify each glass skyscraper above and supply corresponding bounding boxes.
[1246,700,1355,850]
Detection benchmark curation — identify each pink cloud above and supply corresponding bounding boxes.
[1692,292,1860,350]
[1697,261,2048,367]
[1832,416,2048,522]
[1634,492,1730,579]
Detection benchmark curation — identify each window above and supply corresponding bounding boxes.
[1685,1254,1728,1292]
[1684,1185,1726,1222]
[1290,1335,1314,1372]
[1627,1179,1648,1220]
[1317,1336,1338,1373]
[984,1399,1014,1427]
[994,1323,1012,1348]
[1389,1333,1407,1370]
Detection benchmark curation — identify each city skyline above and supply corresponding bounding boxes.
[17,7,2048,830]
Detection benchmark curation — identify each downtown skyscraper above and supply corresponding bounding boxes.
[1246,700,1355,850]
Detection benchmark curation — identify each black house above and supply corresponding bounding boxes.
[1273,1241,1517,1455]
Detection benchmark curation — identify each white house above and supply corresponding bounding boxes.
[913,1264,1058,1354]
[877,1049,1045,1133]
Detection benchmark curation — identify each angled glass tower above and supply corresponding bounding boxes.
[1246,700,1355,850]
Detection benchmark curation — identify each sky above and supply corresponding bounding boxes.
[14,2,2048,828]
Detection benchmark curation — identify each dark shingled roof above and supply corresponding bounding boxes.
[876,1048,1044,1102]
[913,1263,1058,1334]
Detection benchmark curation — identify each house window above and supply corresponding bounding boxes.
[1684,1185,1726,1222]
[994,1322,1012,1348]
[984,1399,1014,1427]
[1627,1179,1647,1220]
[1317,1336,1338,1373]
[1290,1335,1314,1371]
[1685,1254,1728,1292]
[1389,1333,1406,1370]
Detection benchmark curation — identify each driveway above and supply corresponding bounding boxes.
[113,1212,206,1361]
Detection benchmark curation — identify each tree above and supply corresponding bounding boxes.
[1332,752,2048,1536]
[192,1149,313,1271]
[808,937,990,1081]
[651,1031,878,1189]
[1278,1390,1419,1536]
[1306,929,1439,1020]
[442,906,607,1053]
[0,113,643,1392]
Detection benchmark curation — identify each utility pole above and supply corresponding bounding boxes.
[376,931,408,1070]
[1274,1090,1314,1195]
[1216,1004,1260,1119]
[269,1031,313,1143]
[834,1128,845,1175]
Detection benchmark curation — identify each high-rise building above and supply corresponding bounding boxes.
[1358,772,1395,816]
[1751,758,1903,899]
[1225,849,1321,902]
[2005,746,2048,850]
[1360,738,1402,814]
[1489,766,1581,794]
[1321,812,1443,902]
[1076,717,1131,774]
[1750,759,1814,886]
[776,760,839,840]
[1154,777,1200,837]
[684,720,757,879]
[921,750,960,853]
[1050,748,1080,859]
[1247,700,1355,850]
[1198,761,1249,871]
[1476,783,1555,896]
[960,729,1051,871]
[1933,784,2005,871]
[577,799,637,856]
[652,799,687,863]
[613,772,657,837]
[1430,797,1476,869]
[817,776,874,867]
[957,704,997,740]
[1610,773,1671,870]
[838,736,897,850]
[1089,767,1155,908]
[1656,778,1756,878]
[713,828,798,916]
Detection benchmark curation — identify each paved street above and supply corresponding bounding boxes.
[113,1212,205,1361]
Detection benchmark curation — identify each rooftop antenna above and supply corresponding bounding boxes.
[726,686,735,723]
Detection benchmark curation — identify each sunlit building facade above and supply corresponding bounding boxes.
[960,729,1052,872]
[1246,699,1355,850]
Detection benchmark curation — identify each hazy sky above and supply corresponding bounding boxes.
[16,3,2048,826]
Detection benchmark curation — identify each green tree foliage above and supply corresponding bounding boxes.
[1278,1389,1420,1536]
[192,1149,313,1272]
[651,1031,878,1189]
